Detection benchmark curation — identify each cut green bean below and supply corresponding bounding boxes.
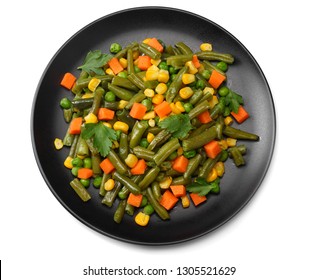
[108,83,134,101]
[139,42,161,60]
[111,76,139,92]
[108,149,130,176]
[195,51,235,64]
[69,178,91,202]
[114,199,127,223]
[129,121,148,148]
[182,126,217,151]
[153,138,180,166]
[166,66,188,103]
[132,146,155,161]
[113,171,141,195]
[223,126,259,141]
[139,166,160,190]
[102,181,122,207]
[145,187,170,220]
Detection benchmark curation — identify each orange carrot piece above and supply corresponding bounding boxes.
[129,103,147,120]
[137,55,152,70]
[108,57,124,74]
[99,158,115,174]
[127,193,143,207]
[172,155,189,173]
[170,185,186,198]
[98,108,115,121]
[231,105,250,124]
[69,117,83,134]
[190,193,207,206]
[154,101,172,118]
[192,54,201,68]
[197,110,212,124]
[204,140,222,159]
[77,168,93,179]
[160,190,178,210]
[147,38,164,52]
[208,70,226,89]
[130,159,147,175]
[60,72,77,90]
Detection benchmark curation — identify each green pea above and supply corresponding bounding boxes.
[218,86,229,97]
[195,80,205,90]
[168,66,177,75]
[167,151,178,161]
[183,102,193,113]
[72,157,83,167]
[143,204,154,215]
[93,176,102,188]
[71,166,80,177]
[117,71,128,78]
[134,65,141,73]
[116,130,122,139]
[141,98,152,111]
[140,196,148,207]
[201,70,211,80]
[139,138,149,148]
[158,61,168,70]
[183,150,197,158]
[60,97,72,109]
[80,179,90,188]
[110,43,122,54]
[105,91,116,102]
[216,61,228,72]
[83,157,92,169]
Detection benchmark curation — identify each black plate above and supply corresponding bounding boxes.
[31,7,275,245]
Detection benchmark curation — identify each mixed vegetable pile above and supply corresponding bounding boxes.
[55,38,259,226]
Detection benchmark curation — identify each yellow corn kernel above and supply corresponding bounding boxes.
[54,138,63,150]
[157,69,169,83]
[135,212,150,226]
[206,167,218,182]
[148,119,156,127]
[226,138,237,147]
[105,68,115,75]
[170,103,182,114]
[132,50,139,60]
[155,82,168,95]
[145,65,159,81]
[159,176,173,189]
[143,111,156,120]
[185,60,198,74]
[218,139,228,150]
[104,179,115,191]
[144,88,155,98]
[88,77,101,92]
[143,38,151,44]
[181,195,190,208]
[179,87,194,99]
[113,121,129,134]
[177,147,183,156]
[224,116,233,126]
[214,162,225,177]
[147,132,155,143]
[175,101,185,112]
[182,73,196,85]
[203,87,215,95]
[152,94,164,105]
[119,57,128,68]
[103,122,112,129]
[84,113,98,124]
[151,59,161,66]
[82,93,94,99]
[209,95,219,108]
[118,100,129,109]
[64,156,73,169]
[125,153,138,168]
[200,43,213,51]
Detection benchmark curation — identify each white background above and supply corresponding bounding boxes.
[1,0,316,279]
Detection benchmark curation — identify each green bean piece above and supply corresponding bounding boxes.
[184,154,203,179]
[99,173,111,196]
[147,129,171,151]
[113,171,141,195]
[223,126,259,141]
[63,127,75,147]
[132,146,155,161]
[118,185,130,200]
[198,153,222,178]
[76,136,89,157]
[196,91,213,106]
[151,181,162,201]
[114,199,127,224]
[69,134,79,158]
[175,42,193,55]
[71,71,89,94]
[91,153,102,177]
[125,91,146,110]
[116,109,136,129]
[195,73,211,88]
[202,60,226,77]
[228,146,245,167]
[172,176,192,185]
[107,83,134,101]
[102,101,119,110]
[69,178,91,202]
[129,121,148,148]
[111,76,139,92]
[139,166,160,190]
[189,122,214,138]
[102,181,121,207]
[139,42,161,60]
[127,48,135,75]
[153,138,181,166]
[195,51,235,64]
[127,73,146,90]
[189,89,203,105]
[166,55,193,68]
[108,149,130,176]
[63,108,73,123]
[188,100,211,120]
[145,187,170,220]
[210,102,225,119]
[85,138,99,156]
[125,203,135,216]
[182,126,217,151]
[72,98,94,110]
[89,87,104,115]
[166,66,188,103]
[118,132,129,161]
[114,41,139,59]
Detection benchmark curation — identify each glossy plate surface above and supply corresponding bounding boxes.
[31,7,275,245]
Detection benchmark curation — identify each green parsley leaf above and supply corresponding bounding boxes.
[186,177,220,196]
[158,114,193,139]
[77,50,113,75]
[225,90,244,114]
[81,122,117,157]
